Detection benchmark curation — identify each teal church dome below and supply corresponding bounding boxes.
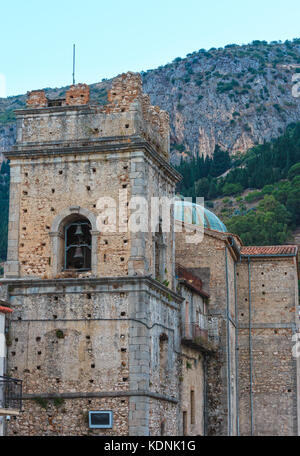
[174,197,227,233]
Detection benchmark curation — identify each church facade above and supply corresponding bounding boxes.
[0,73,299,435]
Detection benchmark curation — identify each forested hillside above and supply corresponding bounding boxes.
[175,122,300,245]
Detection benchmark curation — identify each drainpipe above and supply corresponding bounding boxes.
[227,236,241,436]
[248,257,254,436]
[203,354,207,436]
[234,261,240,436]
[225,246,232,436]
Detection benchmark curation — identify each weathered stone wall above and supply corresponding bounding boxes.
[179,284,206,331]
[3,72,185,436]
[148,399,178,436]
[180,346,205,436]
[4,280,129,435]
[237,257,299,436]
[9,397,129,436]
[133,284,182,435]
[141,157,176,288]
[103,73,170,160]
[0,312,5,436]
[8,70,300,437]
[6,148,178,284]
[17,153,132,278]
[22,73,169,161]
[226,245,238,436]
[2,277,182,436]
[26,90,48,108]
[175,224,238,435]
[148,295,180,391]
[18,107,138,144]
[0,312,5,378]
[176,224,299,436]
[66,84,90,106]
[6,72,180,284]
[177,283,206,435]
[7,293,129,392]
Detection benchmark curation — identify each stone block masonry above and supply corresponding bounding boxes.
[27,84,90,108]
[1,276,182,436]
[3,70,299,437]
[176,224,240,436]
[3,72,183,436]
[5,72,180,282]
[10,397,129,436]
[65,84,90,106]
[26,90,48,108]
[237,256,299,436]
[23,72,170,161]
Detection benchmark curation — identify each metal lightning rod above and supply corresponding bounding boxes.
[72,44,75,85]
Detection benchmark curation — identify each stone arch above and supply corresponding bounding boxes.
[49,206,100,276]
[160,419,166,436]
[51,206,98,233]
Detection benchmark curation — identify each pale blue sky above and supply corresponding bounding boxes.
[1,0,300,97]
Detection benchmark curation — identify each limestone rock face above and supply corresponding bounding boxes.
[0,124,16,160]
[141,41,300,163]
[1,41,300,165]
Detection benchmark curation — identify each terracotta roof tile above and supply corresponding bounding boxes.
[175,264,209,298]
[240,245,298,256]
[0,306,13,314]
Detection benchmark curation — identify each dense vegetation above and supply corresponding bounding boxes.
[175,123,300,245]
[0,109,16,124]
[176,146,232,198]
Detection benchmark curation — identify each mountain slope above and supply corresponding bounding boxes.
[1,39,300,164]
[142,39,300,162]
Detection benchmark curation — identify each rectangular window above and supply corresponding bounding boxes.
[88,410,113,429]
[190,390,195,425]
[183,411,187,436]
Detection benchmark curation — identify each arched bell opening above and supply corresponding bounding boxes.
[64,218,92,271]
[49,206,100,277]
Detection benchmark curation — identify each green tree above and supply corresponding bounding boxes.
[208,180,219,199]
[222,183,243,196]
[227,195,291,245]
[194,178,210,198]
[288,163,300,180]
[286,176,300,224]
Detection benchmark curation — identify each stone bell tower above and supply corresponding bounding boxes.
[1,73,183,436]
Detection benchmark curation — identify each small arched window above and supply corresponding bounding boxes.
[50,207,100,277]
[159,333,168,386]
[154,222,165,280]
[64,218,91,270]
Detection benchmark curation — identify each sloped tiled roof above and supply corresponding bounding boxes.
[176,264,209,298]
[0,306,13,314]
[240,245,298,256]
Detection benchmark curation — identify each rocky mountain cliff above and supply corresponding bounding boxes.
[1,39,300,164]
